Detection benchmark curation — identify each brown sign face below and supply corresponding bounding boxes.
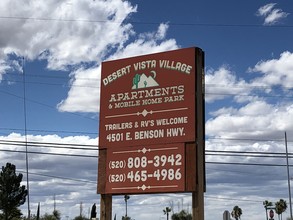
[105,143,185,194]
[99,48,196,149]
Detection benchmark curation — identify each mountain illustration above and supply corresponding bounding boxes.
[132,72,159,89]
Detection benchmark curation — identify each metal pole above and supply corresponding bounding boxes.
[285,132,293,220]
[22,57,30,219]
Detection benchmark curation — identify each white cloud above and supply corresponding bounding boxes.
[57,66,101,112]
[206,101,293,139]
[257,3,276,16]
[203,51,293,219]
[0,0,177,113]
[107,23,177,61]
[206,52,293,140]
[249,51,293,88]
[0,0,137,70]
[0,59,22,81]
[256,3,289,25]
[57,23,177,113]
[0,60,10,80]
[1,1,293,220]
[205,66,250,103]
[0,133,99,218]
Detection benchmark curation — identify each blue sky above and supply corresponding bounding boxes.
[0,0,293,220]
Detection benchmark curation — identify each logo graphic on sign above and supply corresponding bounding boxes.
[132,71,159,90]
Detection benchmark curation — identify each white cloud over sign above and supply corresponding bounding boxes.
[256,3,289,25]
[57,23,177,112]
[0,0,177,113]
[57,66,101,113]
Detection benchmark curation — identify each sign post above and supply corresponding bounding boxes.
[97,47,205,220]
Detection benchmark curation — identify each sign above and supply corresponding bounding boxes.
[223,210,231,220]
[98,47,205,196]
[99,47,197,149]
[105,143,185,194]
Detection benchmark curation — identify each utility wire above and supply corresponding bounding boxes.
[0,148,98,158]
[1,139,292,155]
[3,75,293,91]
[0,15,293,28]
[0,139,98,149]
[17,169,97,184]
[1,145,293,166]
[208,137,291,142]
[0,78,100,89]
[0,89,98,121]
[0,127,97,136]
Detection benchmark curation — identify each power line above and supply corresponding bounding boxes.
[17,169,97,184]
[3,75,293,91]
[204,195,263,203]
[208,137,291,142]
[0,89,98,121]
[0,148,98,158]
[0,127,97,136]
[206,161,289,167]
[4,72,100,81]
[0,139,98,150]
[0,78,100,89]
[1,142,293,166]
[205,92,293,99]
[0,15,293,29]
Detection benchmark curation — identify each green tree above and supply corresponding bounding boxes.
[124,195,130,218]
[231,206,242,220]
[73,215,88,220]
[0,163,28,220]
[275,199,287,220]
[171,210,192,220]
[52,210,61,220]
[41,210,61,220]
[163,207,172,220]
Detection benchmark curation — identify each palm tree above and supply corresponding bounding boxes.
[275,199,287,220]
[163,207,172,220]
[171,210,192,220]
[231,206,242,220]
[263,200,273,220]
[124,195,130,218]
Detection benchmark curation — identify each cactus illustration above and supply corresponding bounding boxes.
[133,74,141,89]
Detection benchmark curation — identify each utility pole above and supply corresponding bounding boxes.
[285,132,293,220]
[54,194,56,212]
[22,57,30,220]
[80,202,83,217]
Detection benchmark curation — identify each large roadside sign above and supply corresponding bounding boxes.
[98,47,204,195]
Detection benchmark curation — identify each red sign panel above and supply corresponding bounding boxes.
[105,143,185,194]
[99,47,197,148]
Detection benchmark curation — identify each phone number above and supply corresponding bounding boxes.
[109,154,182,169]
[109,168,182,183]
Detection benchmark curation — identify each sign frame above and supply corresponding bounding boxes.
[97,47,205,220]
